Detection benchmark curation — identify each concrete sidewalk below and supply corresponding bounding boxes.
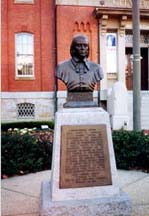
[1,170,149,216]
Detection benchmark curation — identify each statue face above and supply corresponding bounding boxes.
[73,36,89,60]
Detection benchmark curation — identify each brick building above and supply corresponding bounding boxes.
[1,0,149,129]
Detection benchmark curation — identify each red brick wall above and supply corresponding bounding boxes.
[1,0,55,92]
[2,2,98,92]
[1,0,9,91]
[56,5,98,90]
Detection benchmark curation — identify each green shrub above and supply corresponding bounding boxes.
[1,121,54,131]
[1,130,53,177]
[2,127,149,178]
[113,130,149,171]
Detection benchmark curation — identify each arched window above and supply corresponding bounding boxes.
[15,33,34,77]
[17,103,35,119]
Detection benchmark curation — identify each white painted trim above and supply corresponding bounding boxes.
[15,33,34,78]
[1,92,54,99]
[56,0,98,6]
[57,90,105,99]
[128,90,149,96]
[57,91,67,98]
[2,90,148,99]
[14,0,34,4]
[56,0,149,9]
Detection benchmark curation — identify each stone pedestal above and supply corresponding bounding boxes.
[107,81,129,130]
[40,108,132,216]
[40,181,131,216]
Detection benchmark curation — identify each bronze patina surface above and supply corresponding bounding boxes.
[56,35,104,107]
[63,91,98,108]
[67,92,93,101]
[60,124,112,188]
[56,35,104,92]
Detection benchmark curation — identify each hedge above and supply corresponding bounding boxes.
[1,129,53,177]
[1,128,149,178]
[112,130,149,171]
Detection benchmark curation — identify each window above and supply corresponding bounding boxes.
[14,0,34,3]
[15,33,34,77]
[17,103,35,119]
[106,33,117,73]
[125,31,149,47]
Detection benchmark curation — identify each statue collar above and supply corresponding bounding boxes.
[71,57,90,71]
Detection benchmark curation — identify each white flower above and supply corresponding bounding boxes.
[20,130,27,134]
[8,128,12,131]
[28,129,33,132]
[14,128,19,131]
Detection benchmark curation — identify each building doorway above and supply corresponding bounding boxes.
[125,47,149,90]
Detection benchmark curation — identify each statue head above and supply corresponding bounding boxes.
[70,35,89,60]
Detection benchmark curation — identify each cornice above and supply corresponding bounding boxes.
[94,7,149,19]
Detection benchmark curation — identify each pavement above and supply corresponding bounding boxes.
[1,170,149,216]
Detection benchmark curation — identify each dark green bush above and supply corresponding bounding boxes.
[1,130,53,177]
[1,121,54,131]
[113,130,149,171]
[2,127,149,178]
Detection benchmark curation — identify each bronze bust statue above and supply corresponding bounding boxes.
[56,35,104,107]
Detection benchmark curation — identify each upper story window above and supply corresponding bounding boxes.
[15,33,34,78]
[14,0,34,3]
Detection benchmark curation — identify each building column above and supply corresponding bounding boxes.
[117,16,127,84]
[98,15,108,90]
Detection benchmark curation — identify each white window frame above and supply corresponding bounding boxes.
[15,33,34,78]
[14,0,34,4]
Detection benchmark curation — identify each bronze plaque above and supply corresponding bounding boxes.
[68,92,93,101]
[60,124,112,188]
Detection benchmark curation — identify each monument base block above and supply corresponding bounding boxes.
[39,181,132,216]
[39,108,132,215]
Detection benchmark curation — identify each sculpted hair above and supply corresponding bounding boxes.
[70,35,89,58]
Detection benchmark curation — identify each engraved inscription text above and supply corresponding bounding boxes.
[60,125,112,188]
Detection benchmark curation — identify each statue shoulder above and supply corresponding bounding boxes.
[89,61,102,70]
[57,59,71,70]
[56,59,72,81]
[89,60,104,80]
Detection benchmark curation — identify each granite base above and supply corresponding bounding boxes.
[51,108,120,201]
[39,181,132,216]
